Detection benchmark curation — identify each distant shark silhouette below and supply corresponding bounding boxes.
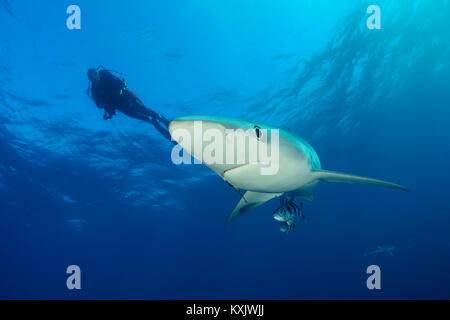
[364,246,395,257]
[169,116,408,223]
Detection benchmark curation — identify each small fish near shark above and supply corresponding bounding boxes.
[168,116,408,231]
[272,196,305,234]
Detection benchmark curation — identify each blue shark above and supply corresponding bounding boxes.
[168,116,408,223]
[364,246,396,256]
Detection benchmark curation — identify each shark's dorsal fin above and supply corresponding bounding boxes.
[226,191,282,224]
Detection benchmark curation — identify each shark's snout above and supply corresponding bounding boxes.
[168,120,187,142]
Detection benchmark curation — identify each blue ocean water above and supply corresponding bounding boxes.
[1,0,449,299]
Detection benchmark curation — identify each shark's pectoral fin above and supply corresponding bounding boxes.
[226,182,248,203]
[312,170,409,192]
[226,191,282,224]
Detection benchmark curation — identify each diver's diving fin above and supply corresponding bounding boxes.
[312,170,408,191]
[225,191,282,224]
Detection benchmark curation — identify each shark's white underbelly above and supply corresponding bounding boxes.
[223,151,316,193]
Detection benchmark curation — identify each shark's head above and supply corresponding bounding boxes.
[169,116,321,193]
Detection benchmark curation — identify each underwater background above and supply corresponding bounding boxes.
[1,0,449,299]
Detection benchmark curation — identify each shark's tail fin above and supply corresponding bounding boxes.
[312,170,408,192]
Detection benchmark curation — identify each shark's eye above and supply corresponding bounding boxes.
[254,125,262,140]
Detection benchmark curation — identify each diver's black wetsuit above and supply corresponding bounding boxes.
[90,70,171,140]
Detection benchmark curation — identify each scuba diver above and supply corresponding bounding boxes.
[86,66,171,141]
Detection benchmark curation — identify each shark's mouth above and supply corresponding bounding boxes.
[222,164,249,179]
[222,164,250,200]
